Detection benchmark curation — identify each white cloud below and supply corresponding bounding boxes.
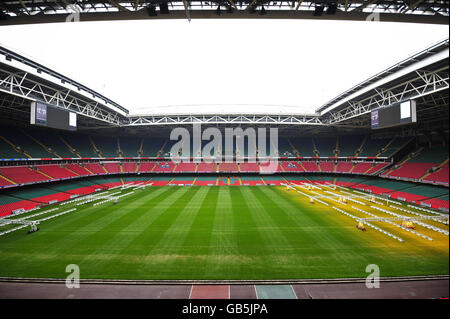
[0,19,448,115]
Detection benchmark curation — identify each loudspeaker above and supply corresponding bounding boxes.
[147,5,157,16]
[327,3,337,15]
[313,6,324,16]
[159,2,169,14]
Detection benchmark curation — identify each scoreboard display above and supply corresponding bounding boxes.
[31,101,77,131]
[371,100,417,130]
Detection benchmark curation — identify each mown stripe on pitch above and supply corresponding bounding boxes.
[265,187,380,268]
[229,187,272,266]
[81,187,199,274]
[134,188,210,268]
[152,187,219,277]
[204,187,240,277]
[74,187,194,267]
[0,187,165,267]
[13,187,174,274]
[240,187,292,249]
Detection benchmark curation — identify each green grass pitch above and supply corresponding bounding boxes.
[0,186,448,280]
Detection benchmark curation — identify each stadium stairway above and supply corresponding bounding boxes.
[58,135,81,158]
[22,130,59,158]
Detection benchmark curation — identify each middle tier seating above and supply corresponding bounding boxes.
[174,162,197,172]
[0,166,50,184]
[239,162,260,172]
[319,161,335,172]
[37,164,78,179]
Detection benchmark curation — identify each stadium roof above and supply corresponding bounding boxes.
[1,36,447,131]
[0,1,448,25]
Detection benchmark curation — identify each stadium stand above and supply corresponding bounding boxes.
[314,137,337,157]
[118,137,140,157]
[351,162,374,174]
[337,135,365,157]
[197,162,218,173]
[103,162,121,174]
[174,162,197,172]
[358,137,391,157]
[319,161,335,172]
[37,164,78,179]
[219,163,239,172]
[0,166,50,184]
[290,137,315,157]
[61,132,97,157]
[65,164,92,176]
[335,161,353,173]
[153,161,176,172]
[280,161,304,172]
[239,162,260,172]
[138,162,156,172]
[122,162,137,173]
[302,161,320,172]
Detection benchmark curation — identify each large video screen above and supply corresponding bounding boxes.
[31,101,77,131]
[371,100,416,130]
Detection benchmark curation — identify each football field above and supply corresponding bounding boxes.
[0,184,448,280]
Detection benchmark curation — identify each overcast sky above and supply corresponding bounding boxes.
[0,19,448,115]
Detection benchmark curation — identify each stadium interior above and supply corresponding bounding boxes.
[0,0,449,301]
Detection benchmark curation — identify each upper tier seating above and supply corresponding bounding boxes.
[119,137,140,157]
[84,163,106,174]
[142,138,165,157]
[290,137,315,157]
[386,162,437,180]
[61,133,97,157]
[314,137,336,157]
[28,129,74,158]
[277,138,294,157]
[0,136,24,159]
[92,136,118,157]
[409,145,448,163]
[337,135,364,157]
[358,138,391,157]
[0,128,51,158]
[378,137,411,157]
